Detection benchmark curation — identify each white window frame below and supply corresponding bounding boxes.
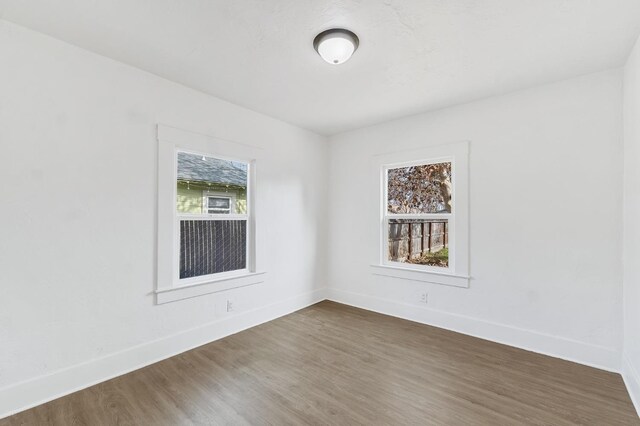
[157,124,265,304]
[371,141,470,288]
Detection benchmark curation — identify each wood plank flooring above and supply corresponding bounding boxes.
[2,301,638,425]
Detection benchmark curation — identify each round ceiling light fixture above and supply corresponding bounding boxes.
[313,28,359,65]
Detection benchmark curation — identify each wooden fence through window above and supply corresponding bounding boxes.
[179,219,247,278]
[388,219,448,262]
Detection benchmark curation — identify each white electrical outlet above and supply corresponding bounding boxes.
[419,292,428,304]
[226,299,234,312]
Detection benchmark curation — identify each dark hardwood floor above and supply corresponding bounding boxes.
[2,301,638,425]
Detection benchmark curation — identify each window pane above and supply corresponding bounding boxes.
[179,220,247,279]
[388,219,448,267]
[387,162,451,214]
[208,197,230,209]
[177,152,248,214]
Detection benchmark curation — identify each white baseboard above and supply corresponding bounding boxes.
[0,288,327,420]
[327,288,621,373]
[1,287,629,420]
[622,354,640,418]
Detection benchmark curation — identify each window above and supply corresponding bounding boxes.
[372,141,469,288]
[206,196,231,214]
[385,161,452,270]
[176,151,249,279]
[157,125,264,304]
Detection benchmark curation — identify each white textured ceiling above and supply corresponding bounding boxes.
[1,0,640,135]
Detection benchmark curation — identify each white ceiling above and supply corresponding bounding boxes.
[1,1,640,135]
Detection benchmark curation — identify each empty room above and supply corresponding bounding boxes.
[2,0,640,424]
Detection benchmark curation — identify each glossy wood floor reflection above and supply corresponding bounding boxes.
[3,301,638,425]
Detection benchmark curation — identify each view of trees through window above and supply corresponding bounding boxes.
[386,162,451,267]
[387,162,452,214]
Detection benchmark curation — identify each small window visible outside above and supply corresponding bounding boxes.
[207,196,231,214]
[385,161,452,268]
[176,152,249,280]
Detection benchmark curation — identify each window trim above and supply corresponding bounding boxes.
[371,141,470,288]
[157,124,265,304]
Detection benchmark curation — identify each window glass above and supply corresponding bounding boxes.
[176,151,249,279]
[387,162,452,214]
[176,152,248,214]
[208,197,230,209]
[179,220,246,278]
[207,197,231,214]
[388,219,449,267]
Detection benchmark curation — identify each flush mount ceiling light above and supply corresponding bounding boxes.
[313,28,359,65]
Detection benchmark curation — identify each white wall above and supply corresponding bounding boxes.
[328,69,624,370]
[623,33,640,414]
[0,20,328,416]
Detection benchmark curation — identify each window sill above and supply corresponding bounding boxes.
[156,271,266,304]
[370,264,469,288]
